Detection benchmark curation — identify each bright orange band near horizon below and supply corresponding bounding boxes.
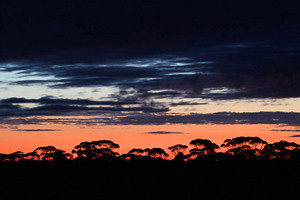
[0,124,299,155]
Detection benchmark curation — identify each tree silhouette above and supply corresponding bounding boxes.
[221,136,267,157]
[23,151,40,161]
[249,137,268,150]
[34,146,55,160]
[0,153,6,162]
[148,148,169,159]
[72,140,120,160]
[262,140,300,159]
[128,148,146,156]
[0,137,299,163]
[189,139,220,158]
[120,153,144,161]
[33,146,72,161]
[5,151,24,162]
[34,146,57,160]
[126,148,154,160]
[168,144,188,160]
[43,150,73,161]
[226,145,259,159]
[168,144,188,156]
[143,148,151,156]
[221,137,267,150]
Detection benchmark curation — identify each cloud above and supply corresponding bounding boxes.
[0,1,299,133]
[170,101,207,106]
[99,112,300,127]
[1,97,140,106]
[3,39,300,101]
[290,135,300,137]
[13,129,61,132]
[0,103,20,109]
[0,105,169,117]
[272,130,300,132]
[2,111,300,128]
[0,1,299,107]
[145,131,184,134]
[134,90,185,99]
[2,0,299,61]
[0,96,169,118]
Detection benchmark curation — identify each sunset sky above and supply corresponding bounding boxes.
[1,0,300,154]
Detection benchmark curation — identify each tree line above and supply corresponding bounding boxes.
[0,136,299,162]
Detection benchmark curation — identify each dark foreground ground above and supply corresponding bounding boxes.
[0,158,299,200]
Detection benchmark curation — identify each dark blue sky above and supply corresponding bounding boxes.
[1,0,300,130]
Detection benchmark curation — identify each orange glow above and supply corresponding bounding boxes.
[0,124,299,155]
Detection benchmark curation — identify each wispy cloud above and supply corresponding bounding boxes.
[13,129,61,132]
[290,135,300,137]
[145,131,184,134]
[170,101,207,106]
[2,112,300,128]
[1,97,141,106]
[1,0,300,132]
[2,40,300,101]
[272,130,300,132]
[0,97,169,118]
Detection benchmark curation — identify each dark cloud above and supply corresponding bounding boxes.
[0,0,300,102]
[2,112,300,128]
[2,0,299,61]
[272,130,300,132]
[100,112,300,127]
[170,102,207,106]
[0,105,169,117]
[2,39,300,100]
[146,131,184,134]
[12,80,59,86]
[0,103,20,109]
[1,97,140,106]
[13,129,61,132]
[290,135,300,137]
[0,97,169,117]
[1,0,299,135]
[136,90,185,99]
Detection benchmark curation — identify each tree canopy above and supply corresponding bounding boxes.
[72,140,120,160]
[0,136,299,162]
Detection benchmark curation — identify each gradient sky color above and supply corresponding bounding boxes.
[1,0,300,154]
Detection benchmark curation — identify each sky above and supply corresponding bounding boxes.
[1,0,300,154]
